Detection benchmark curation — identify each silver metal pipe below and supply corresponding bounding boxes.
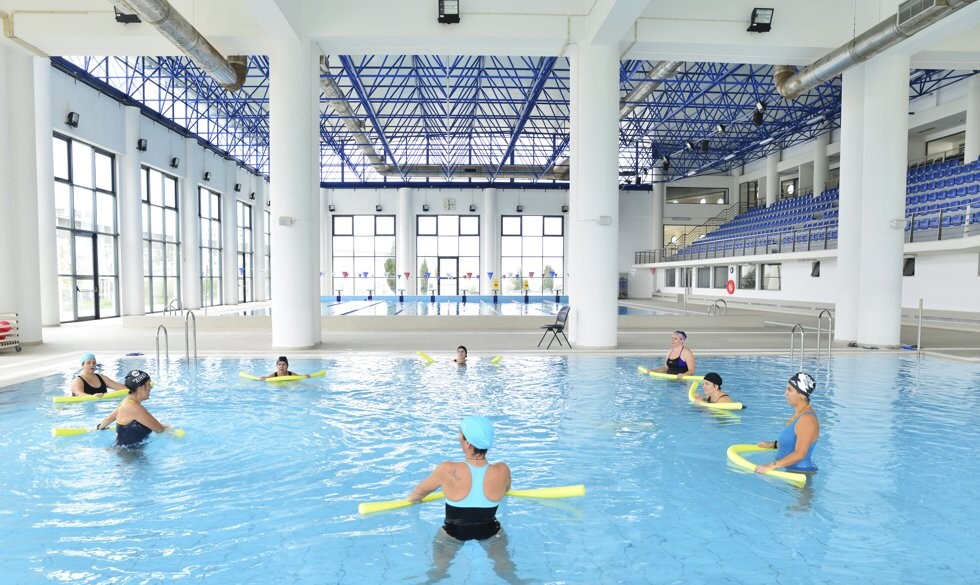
[155,324,169,376]
[775,0,976,99]
[118,0,247,91]
[184,310,197,361]
[917,297,924,357]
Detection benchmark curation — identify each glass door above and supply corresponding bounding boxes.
[437,256,459,295]
[73,231,99,320]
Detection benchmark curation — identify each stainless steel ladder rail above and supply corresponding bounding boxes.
[184,310,197,361]
[789,323,805,371]
[155,325,169,375]
[816,309,833,360]
[707,299,728,316]
[164,298,182,316]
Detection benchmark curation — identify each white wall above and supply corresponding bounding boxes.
[902,251,980,312]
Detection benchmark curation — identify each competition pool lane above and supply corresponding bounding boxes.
[232,297,676,316]
[1,353,978,583]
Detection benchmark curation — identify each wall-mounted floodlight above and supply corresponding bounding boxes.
[170,157,180,169]
[422,203,430,212]
[249,192,256,201]
[685,141,695,150]
[438,0,460,24]
[203,171,212,181]
[715,124,725,134]
[561,204,569,213]
[328,204,336,212]
[65,111,80,128]
[234,183,242,192]
[376,204,383,212]
[469,204,477,212]
[747,8,774,32]
[136,138,148,152]
[752,110,765,127]
[516,205,524,213]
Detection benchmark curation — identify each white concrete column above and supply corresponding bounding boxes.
[180,141,202,309]
[481,187,499,295]
[396,187,413,294]
[119,106,145,316]
[269,38,320,348]
[965,75,980,164]
[765,152,779,206]
[253,179,269,301]
[812,132,829,197]
[34,56,59,326]
[0,47,43,341]
[856,55,909,347]
[222,161,239,305]
[835,65,866,343]
[568,42,619,348]
[650,168,665,257]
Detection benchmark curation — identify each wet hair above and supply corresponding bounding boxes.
[277,356,289,366]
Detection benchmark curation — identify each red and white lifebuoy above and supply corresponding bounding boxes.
[726,279,736,295]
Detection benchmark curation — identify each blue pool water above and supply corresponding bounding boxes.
[1,354,978,583]
[231,297,670,317]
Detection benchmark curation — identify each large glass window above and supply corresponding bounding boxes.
[141,166,180,313]
[738,264,757,289]
[416,215,480,295]
[199,187,222,307]
[712,266,728,289]
[333,215,396,295]
[264,209,271,296]
[237,201,253,302]
[500,215,564,294]
[53,134,120,322]
[761,263,781,290]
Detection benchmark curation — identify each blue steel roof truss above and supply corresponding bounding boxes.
[60,55,975,187]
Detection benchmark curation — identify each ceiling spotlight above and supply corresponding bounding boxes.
[747,8,774,33]
[65,111,80,128]
[715,124,726,134]
[170,157,180,169]
[752,110,764,127]
[662,157,670,172]
[701,140,710,153]
[375,204,383,212]
[136,138,147,152]
[756,101,766,112]
[685,141,695,151]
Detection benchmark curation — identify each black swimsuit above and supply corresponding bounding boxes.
[443,504,501,541]
[706,393,730,404]
[115,419,153,447]
[79,374,108,395]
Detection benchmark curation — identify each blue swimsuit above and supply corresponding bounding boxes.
[115,399,154,447]
[443,462,501,541]
[775,410,818,472]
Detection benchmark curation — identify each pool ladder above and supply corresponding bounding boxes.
[185,310,198,361]
[789,324,805,371]
[707,299,727,316]
[156,325,169,375]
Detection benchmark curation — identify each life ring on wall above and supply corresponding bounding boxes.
[726,279,736,295]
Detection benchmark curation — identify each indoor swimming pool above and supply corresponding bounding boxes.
[1,353,977,583]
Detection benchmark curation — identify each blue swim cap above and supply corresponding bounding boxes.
[80,353,96,364]
[460,416,494,449]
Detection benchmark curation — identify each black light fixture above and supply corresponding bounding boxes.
[376,204,383,212]
[715,124,726,134]
[203,171,212,181]
[438,0,460,24]
[516,205,524,213]
[422,203,430,212]
[662,156,670,172]
[113,7,141,24]
[701,140,710,153]
[234,183,242,192]
[136,138,147,152]
[752,110,765,127]
[747,8,774,32]
[170,157,180,169]
[249,192,256,201]
[685,141,695,151]
[65,111,80,128]
[328,203,335,211]
[561,204,569,213]
[469,204,477,212]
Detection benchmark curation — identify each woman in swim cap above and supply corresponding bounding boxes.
[649,330,696,380]
[756,372,820,474]
[692,372,733,404]
[260,356,311,380]
[95,369,172,447]
[70,353,127,396]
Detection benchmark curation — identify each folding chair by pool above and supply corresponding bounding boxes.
[538,306,571,349]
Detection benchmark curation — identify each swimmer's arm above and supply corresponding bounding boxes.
[131,404,167,433]
[683,350,695,376]
[102,375,127,391]
[70,378,86,396]
[96,409,118,430]
[409,462,449,503]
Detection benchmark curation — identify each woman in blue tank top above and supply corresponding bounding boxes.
[756,372,820,474]
[409,416,527,583]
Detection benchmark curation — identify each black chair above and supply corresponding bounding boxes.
[538,306,571,349]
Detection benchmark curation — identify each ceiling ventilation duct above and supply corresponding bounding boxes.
[113,0,247,91]
[775,0,974,100]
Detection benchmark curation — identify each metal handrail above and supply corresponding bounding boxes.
[184,310,197,361]
[707,299,728,316]
[164,298,183,316]
[155,325,169,374]
[789,323,805,371]
[816,309,833,359]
